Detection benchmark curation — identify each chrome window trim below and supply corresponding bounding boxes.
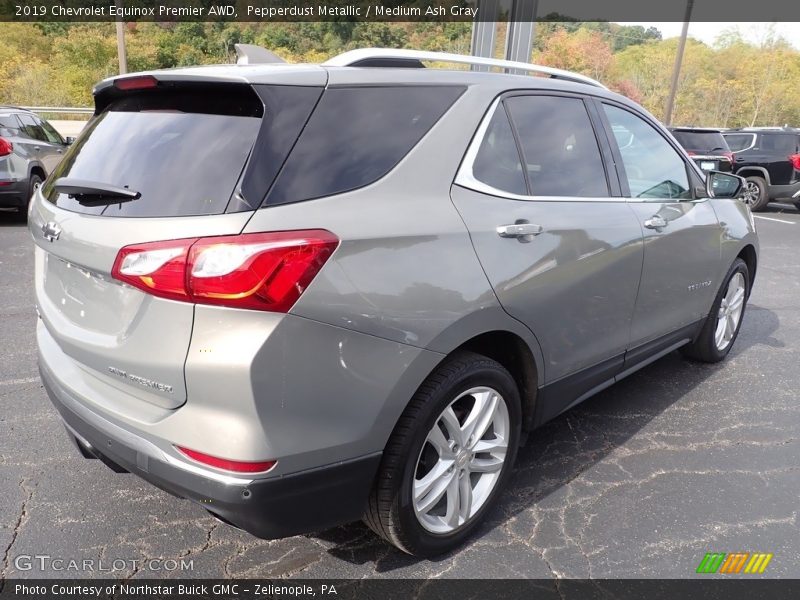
[455,97,623,203]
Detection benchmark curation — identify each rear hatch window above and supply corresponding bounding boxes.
[671,130,729,153]
[42,85,263,217]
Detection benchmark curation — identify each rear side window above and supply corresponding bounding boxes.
[39,119,64,145]
[671,130,728,153]
[18,114,48,142]
[0,114,21,136]
[43,85,263,217]
[724,133,756,152]
[264,86,465,205]
[504,95,609,197]
[471,106,527,196]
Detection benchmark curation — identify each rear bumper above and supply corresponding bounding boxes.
[39,360,382,539]
[0,179,28,208]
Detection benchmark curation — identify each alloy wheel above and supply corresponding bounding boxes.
[715,272,746,351]
[741,181,760,206]
[412,386,509,534]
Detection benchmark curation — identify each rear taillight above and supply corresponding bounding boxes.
[685,150,696,156]
[0,137,13,157]
[176,446,276,473]
[111,230,338,312]
[113,239,194,302]
[723,151,735,164]
[789,154,800,170]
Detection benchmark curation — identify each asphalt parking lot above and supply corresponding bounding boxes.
[1,203,798,580]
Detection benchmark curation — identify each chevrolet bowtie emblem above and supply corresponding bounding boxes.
[42,221,62,242]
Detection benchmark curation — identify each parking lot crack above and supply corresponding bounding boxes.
[0,479,33,589]
[181,522,220,559]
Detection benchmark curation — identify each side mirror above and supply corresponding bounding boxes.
[64,137,76,146]
[706,171,744,199]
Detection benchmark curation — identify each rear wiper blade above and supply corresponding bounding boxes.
[54,178,141,203]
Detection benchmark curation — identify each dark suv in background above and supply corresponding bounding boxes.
[723,127,800,211]
[669,127,734,174]
[0,107,71,220]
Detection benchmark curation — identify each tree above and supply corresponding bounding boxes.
[535,29,614,81]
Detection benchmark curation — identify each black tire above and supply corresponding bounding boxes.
[681,258,750,363]
[364,351,521,557]
[741,176,769,212]
[15,173,42,222]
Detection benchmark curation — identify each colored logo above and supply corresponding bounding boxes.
[696,552,773,574]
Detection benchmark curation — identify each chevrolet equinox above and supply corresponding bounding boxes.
[30,48,758,557]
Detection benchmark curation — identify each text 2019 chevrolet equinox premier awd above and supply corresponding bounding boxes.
[30,49,758,557]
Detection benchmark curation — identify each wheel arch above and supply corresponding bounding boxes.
[737,244,758,293]
[381,312,545,442]
[28,162,47,181]
[451,331,539,432]
[736,166,771,185]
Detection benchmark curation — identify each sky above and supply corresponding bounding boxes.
[617,22,800,49]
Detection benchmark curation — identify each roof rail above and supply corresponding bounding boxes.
[0,105,31,113]
[323,48,607,89]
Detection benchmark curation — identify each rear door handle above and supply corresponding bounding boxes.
[644,215,668,230]
[496,223,543,239]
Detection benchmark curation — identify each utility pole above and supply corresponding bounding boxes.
[115,0,128,75]
[471,0,537,73]
[664,0,694,125]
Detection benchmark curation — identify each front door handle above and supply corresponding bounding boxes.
[496,222,543,239]
[644,215,668,230]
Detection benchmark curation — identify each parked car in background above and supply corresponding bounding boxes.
[722,127,800,211]
[30,49,758,557]
[0,107,72,220]
[669,127,735,173]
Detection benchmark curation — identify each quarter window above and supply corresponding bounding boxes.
[603,104,691,200]
[759,133,798,155]
[0,114,21,137]
[471,105,527,196]
[722,133,755,152]
[505,95,609,197]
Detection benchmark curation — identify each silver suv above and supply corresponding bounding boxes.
[30,49,758,557]
[1,107,71,219]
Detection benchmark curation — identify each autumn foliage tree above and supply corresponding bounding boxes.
[1,21,800,129]
[536,29,614,81]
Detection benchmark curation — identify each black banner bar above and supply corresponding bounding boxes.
[3,579,800,600]
[1,0,799,23]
